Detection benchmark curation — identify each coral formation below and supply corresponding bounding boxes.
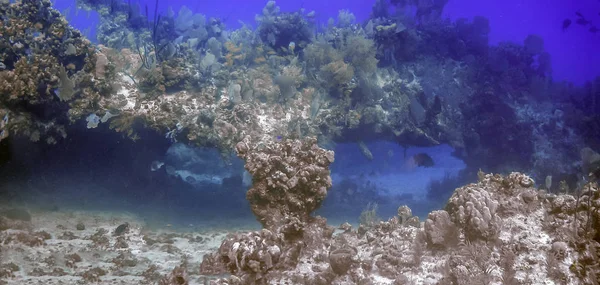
[0,0,594,184]
[0,0,111,144]
[234,137,334,229]
[201,166,600,284]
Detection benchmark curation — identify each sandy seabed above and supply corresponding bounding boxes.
[0,207,253,285]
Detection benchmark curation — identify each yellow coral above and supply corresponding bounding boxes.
[321,60,354,87]
[224,41,246,67]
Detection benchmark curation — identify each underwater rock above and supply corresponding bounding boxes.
[76,222,85,231]
[329,247,356,275]
[0,0,590,185]
[0,263,20,278]
[397,205,412,223]
[160,263,189,285]
[7,0,600,283]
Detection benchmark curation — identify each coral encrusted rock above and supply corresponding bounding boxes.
[200,138,336,284]
[234,136,334,230]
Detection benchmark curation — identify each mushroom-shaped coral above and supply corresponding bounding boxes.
[235,136,334,230]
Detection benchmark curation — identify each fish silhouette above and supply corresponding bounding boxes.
[412,153,435,168]
[562,19,572,31]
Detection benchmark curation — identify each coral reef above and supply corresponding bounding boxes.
[201,164,600,284]
[0,0,112,144]
[0,0,594,185]
[256,1,313,51]
[0,1,599,282]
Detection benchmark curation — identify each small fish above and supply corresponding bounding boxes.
[562,19,572,31]
[590,26,599,33]
[185,176,197,184]
[576,18,591,26]
[113,222,130,236]
[576,11,584,18]
[581,147,600,181]
[412,153,435,168]
[150,160,164,171]
[588,157,600,182]
[0,208,31,221]
[591,164,600,181]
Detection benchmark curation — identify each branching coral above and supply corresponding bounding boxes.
[0,55,60,101]
[341,35,378,75]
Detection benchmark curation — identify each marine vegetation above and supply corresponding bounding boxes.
[0,0,596,180]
